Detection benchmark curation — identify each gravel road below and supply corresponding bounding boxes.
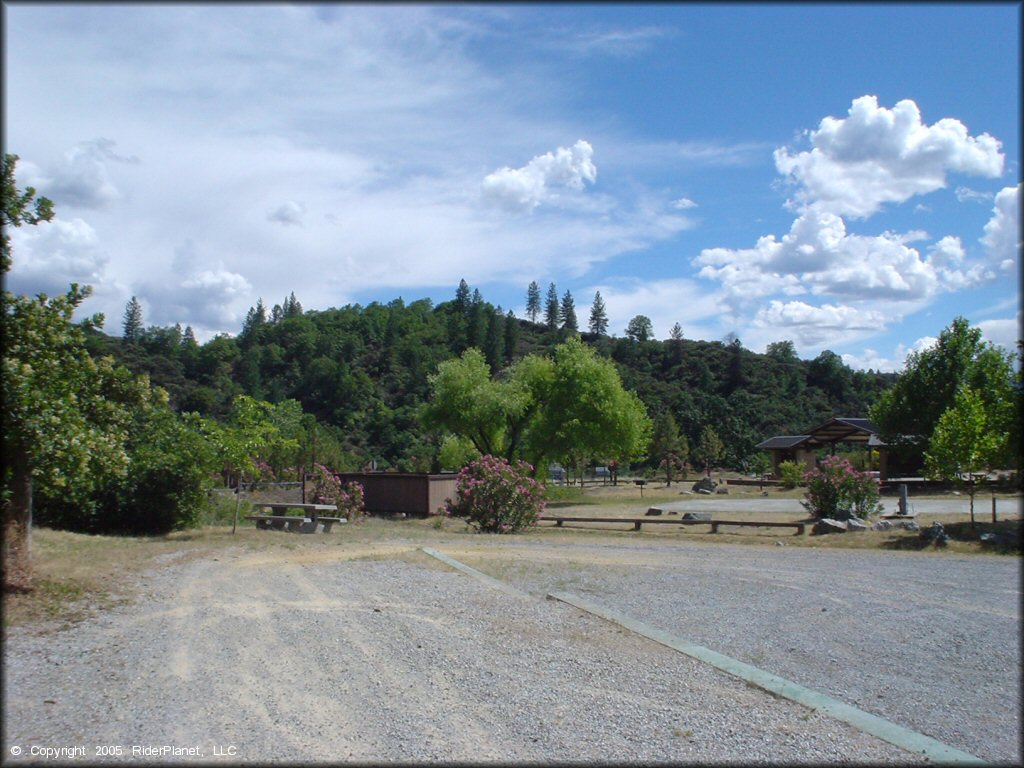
[3,537,1018,764]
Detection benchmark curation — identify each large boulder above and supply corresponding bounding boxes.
[813,518,847,535]
[682,511,712,522]
[846,517,868,532]
[645,507,663,516]
[871,519,893,531]
[692,477,717,494]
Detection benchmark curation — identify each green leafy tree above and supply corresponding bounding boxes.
[924,386,1007,528]
[423,338,650,476]
[122,296,144,343]
[525,281,541,324]
[650,411,688,486]
[589,291,609,337]
[420,348,532,459]
[3,158,149,586]
[526,337,652,477]
[871,317,1018,469]
[1,154,54,273]
[694,425,724,477]
[625,314,653,342]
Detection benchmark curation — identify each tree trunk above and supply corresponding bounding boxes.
[3,452,34,590]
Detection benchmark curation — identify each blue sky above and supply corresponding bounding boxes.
[4,3,1020,370]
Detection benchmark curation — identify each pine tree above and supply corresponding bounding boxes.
[526,281,541,324]
[588,291,608,336]
[560,290,578,331]
[484,310,505,372]
[122,296,144,342]
[454,279,471,316]
[503,310,520,365]
[544,282,559,330]
[283,292,303,319]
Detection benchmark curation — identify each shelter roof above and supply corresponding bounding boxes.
[755,435,810,450]
[802,417,882,446]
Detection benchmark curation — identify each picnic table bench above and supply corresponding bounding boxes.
[537,515,806,535]
[245,502,344,533]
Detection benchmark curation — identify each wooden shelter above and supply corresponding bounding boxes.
[334,472,458,517]
[756,417,889,480]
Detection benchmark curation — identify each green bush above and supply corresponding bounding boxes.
[778,460,805,489]
[36,405,216,535]
[445,455,545,533]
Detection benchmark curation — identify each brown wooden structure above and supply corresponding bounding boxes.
[334,472,458,517]
[756,417,889,480]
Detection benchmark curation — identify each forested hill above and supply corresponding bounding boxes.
[84,285,895,472]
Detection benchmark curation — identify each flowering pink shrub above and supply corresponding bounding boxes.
[801,456,882,520]
[445,455,545,533]
[309,463,365,521]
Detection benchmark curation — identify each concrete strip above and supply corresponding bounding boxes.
[548,590,986,765]
[420,547,532,599]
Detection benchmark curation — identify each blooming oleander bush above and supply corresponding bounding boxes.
[801,455,883,520]
[309,463,365,521]
[445,455,545,533]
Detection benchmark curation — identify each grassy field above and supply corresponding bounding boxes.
[4,481,1020,632]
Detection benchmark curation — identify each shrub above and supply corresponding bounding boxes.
[309,463,365,521]
[445,455,545,533]
[778,460,805,489]
[801,455,883,520]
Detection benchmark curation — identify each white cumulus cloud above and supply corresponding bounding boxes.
[482,139,597,213]
[981,184,1021,272]
[774,95,1004,218]
[6,218,110,297]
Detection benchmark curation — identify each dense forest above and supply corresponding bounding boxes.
[85,281,895,474]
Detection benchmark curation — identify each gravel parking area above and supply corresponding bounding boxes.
[3,543,941,764]
[451,538,1021,764]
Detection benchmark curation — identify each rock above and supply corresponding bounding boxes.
[667,510,679,516]
[691,477,717,493]
[919,521,948,546]
[813,518,847,535]
[761,491,769,497]
[645,507,663,516]
[715,486,730,494]
[900,520,920,531]
[682,512,712,522]
[697,488,713,495]
[775,541,786,547]
[846,518,868,532]
[871,520,893,531]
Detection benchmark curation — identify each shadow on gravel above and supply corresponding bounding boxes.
[881,519,1022,554]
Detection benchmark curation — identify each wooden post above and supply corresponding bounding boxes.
[992,495,997,524]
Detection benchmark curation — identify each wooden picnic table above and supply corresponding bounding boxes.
[245,502,344,533]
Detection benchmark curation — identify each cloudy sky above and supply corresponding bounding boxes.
[4,3,1020,370]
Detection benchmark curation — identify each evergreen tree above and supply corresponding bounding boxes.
[283,292,303,319]
[454,279,472,316]
[526,281,542,324]
[588,291,609,336]
[544,282,559,331]
[503,310,520,365]
[467,289,487,349]
[484,310,505,372]
[122,296,144,342]
[560,290,578,331]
